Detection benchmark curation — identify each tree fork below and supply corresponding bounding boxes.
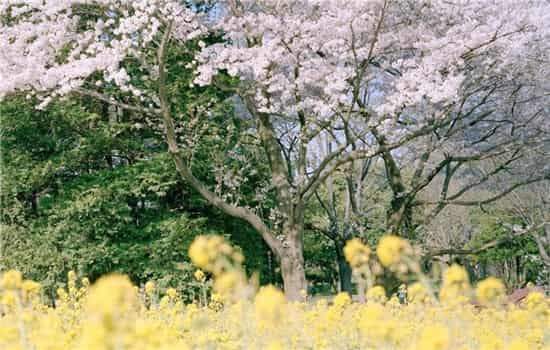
[156,23,309,299]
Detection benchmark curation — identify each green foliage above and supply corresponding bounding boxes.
[4,91,544,295]
[466,211,545,286]
[304,229,337,294]
[0,90,274,301]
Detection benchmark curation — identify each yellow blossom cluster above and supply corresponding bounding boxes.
[254,285,286,327]
[188,235,251,300]
[376,235,414,270]
[476,277,506,305]
[408,282,430,304]
[188,235,244,275]
[343,238,370,268]
[0,235,548,350]
[366,285,388,304]
[440,264,472,303]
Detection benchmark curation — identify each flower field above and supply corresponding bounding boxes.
[0,235,548,350]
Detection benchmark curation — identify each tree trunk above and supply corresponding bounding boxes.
[335,240,353,293]
[386,196,414,238]
[279,232,307,301]
[155,26,306,301]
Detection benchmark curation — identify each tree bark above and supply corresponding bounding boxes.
[155,23,296,293]
[374,130,415,237]
[279,238,307,301]
[335,240,353,293]
[386,197,414,237]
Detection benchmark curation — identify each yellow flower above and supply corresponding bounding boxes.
[213,271,242,295]
[333,292,352,308]
[57,287,67,300]
[440,264,471,303]
[189,235,211,269]
[254,285,286,323]
[232,251,245,264]
[86,274,137,319]
[507,339,529,350]
[343,238,370,268]
[388,294,402,307]
[376,235,412,268]
[68,270,77,281]
[408,282,429,304]
[417,324,450,350]
[366,285,387,304]
[476,277,505,305]
[209,292,225,311]
[211,292,224,303]
[1,250,547,349]
[194,269,206,282]
[445,264,468,284]
[21,280,41,294]
[523,291,546,310]
[145,281,156,296]
[1,270,23,289]
[1,290,17,307]
[166,288,177,299]
[188,235,244,276]
[266,341,284,350]
[480,332,504,350]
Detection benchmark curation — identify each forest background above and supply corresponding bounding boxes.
[0,0,548,302]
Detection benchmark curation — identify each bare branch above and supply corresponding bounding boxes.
[74,88,161,116]
[415,175,548,207]
[424,222,548,260]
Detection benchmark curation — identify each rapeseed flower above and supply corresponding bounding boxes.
[1,240,549,350]
[254,285,285,324]
[194,269,206,282]
[376,235,413,269]
[366,285,387,304]
[0,270,22,290]
[333,292,352,308]
[86,274,138,319]
[189,235,244,276]
[188,235,212,269]
[408,282,429,304]
[344,238,370,268]
[440,264,471,303]
[524,291,546,311]
[476,277,505,305]
[507,339,529,350]
[416,323,450,350]
[166,288,177,299]
[145,281,156,296]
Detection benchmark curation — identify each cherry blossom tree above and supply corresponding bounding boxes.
[379,78,549,239]
[193,0,549,297]
[2,0,549,299]
[0,0,204,104]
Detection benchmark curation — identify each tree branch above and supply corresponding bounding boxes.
[415,175,548,207]
[424,222,547,260]
[74,88,161,115]
[155,23,282,255]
